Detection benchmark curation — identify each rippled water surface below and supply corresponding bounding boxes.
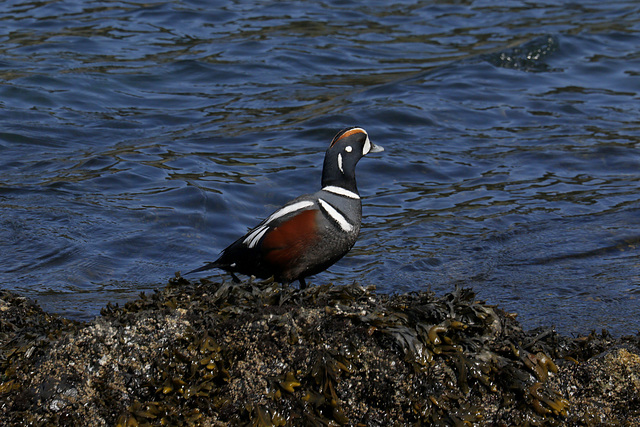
[1,0,639,335]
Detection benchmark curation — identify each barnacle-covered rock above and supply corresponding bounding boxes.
[0,278,638,425]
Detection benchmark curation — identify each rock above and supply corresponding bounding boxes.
[0,278,638,425]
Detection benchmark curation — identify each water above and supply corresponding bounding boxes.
[1,0,639,335]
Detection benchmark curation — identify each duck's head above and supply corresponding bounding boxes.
[321,127,384,192]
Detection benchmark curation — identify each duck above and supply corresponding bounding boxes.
[187,127,383,288]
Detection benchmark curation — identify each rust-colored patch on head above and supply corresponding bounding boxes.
[262,209,320,269]
[330,127,366,148]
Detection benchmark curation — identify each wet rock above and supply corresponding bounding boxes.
[548,340,640,425]
[0,278,638,425]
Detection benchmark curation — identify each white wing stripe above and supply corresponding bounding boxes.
[242,200,315,248]
[322,186,360,199]
[318,198,353,232]
[243,225,268,248]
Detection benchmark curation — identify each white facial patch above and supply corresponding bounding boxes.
[318,198,353,232]
[345,145,352,153]
[338,153,344,173]
[362,135,371,155]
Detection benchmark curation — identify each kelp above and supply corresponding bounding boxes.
[1,277,638,425]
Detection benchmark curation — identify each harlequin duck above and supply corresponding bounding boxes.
[187,127,383,288]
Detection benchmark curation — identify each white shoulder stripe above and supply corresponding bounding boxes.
[318,198,353,232]
[266,200,315,224]
[322,186,360,199]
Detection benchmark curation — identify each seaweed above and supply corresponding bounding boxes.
[1,278,638,425]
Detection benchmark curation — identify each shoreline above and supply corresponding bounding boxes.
[1,276,638,425]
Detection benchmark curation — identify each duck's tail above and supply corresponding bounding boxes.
[185,262,221,275]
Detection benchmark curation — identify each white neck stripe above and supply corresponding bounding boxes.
[322,186,360,199]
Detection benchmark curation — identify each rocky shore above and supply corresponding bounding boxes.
[1,276,638,426]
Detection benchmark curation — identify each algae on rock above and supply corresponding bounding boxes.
[1,277,639,425]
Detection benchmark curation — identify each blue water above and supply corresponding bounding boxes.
[1,0,639,336]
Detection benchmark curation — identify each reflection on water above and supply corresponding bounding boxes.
[1,0,639,335]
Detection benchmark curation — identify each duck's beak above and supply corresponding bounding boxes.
[369,141,384,153]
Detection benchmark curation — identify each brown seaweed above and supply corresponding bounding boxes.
[1,278,639,426]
